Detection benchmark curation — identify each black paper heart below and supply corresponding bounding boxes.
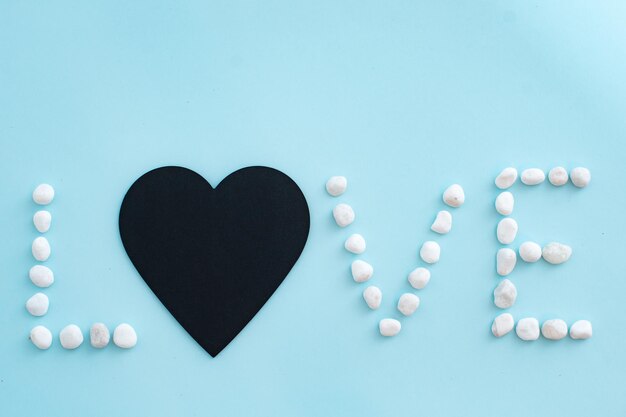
[119,166,310,357]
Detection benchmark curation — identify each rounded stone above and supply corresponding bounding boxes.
[570,167,591,188]
[29,265,54,287]
[59,324,84,349]
[90,323,111,348]
[548,167,569,186]
[516,317,540,341]
[332,203,355,227]
[420,241,440,264]
[325,176,347,197]
[541,319,568,340]
[26,292,49,316]
[30,325,53,350]
[492,313,514,337]
[113,323,137,348]
[344,234,366,254]
[397,293,420,316]
[33,184,55,205]
[408,267,431,290]
[519,241,542,263]
[351,260,373,283]
[32,237,51,261]
[379,319,401,337]
[443,184,465,208]
[33,210,52,233]
[363,286,382,310]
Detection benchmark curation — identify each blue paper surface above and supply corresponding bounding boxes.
[1,1,625,416]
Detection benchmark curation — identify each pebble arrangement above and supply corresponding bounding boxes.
[326,176,464,337]
[491,167,593,341]
[27,184,137,351]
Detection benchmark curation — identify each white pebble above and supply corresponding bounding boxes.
[408,267,431,290]
[516,318,540,341]
[569,320,592,340]
[495,167,518,189]
[32,237,51,261]
[379,319,401,337]
[541,319,568,340]
[491,313,514,337]
[114,323,138,348]
[494,279,517,308]
[33,210,52,233]
[344,234,366,254]
[32,183,55,205]
[519,241,542,263]
[570,167,591,188]
[397,293,420,316]
[443,184,465,208]
[419,241,440,264]
[325,176,348,196]
[332,203,355,227]
[29,265,54,287]
[90,323,111,348]
[521,168,546,185]
[548,167,569,186]
[351,260,373,283]
[430,210,452,234]
[497,248,517,276]
[542,242,572,265]
[30,325,53,350]
[60,324,84,349]
[496,218,518,244]
[25,292,49,316]
[362,286,382,310]
[495,192,514,216]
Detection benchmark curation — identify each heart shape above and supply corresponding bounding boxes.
[119,166,310,357]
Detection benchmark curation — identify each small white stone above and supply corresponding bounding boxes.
[541,319,568,340]
[495,167,518,189]
[33,183,55,205]
[326,176,348,197]
[351,260,373,283]
[419,241,440,264]
[443,184,465,208]
[30,325,53,350]
[33,210,52,233]
[496,218,518,244]
[114,323,138,348]
[29,265,54,287]
[332,203,355,227]
[491,313,514,337]
[90,323,111,348]
[521,168,546,185]
[570,320,592,340]
[494,279,517,308]
[59,324,84,349]
[497,248,517,276]
[542,242,572,265]
[25,293,49,316]
[570,167,591,188]
[519,241,542,263]
[32,237,51,261]
[362,286,382,310]
[430,210,452,234]
[516,318,540,341]
[397,293,420,316]
[379,319,401,337]
[548,167,569,186]
[344,234,366,254]
[408,267,431,290]
[495,192,514,216]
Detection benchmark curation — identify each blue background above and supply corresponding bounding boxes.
[1,1,625,416]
